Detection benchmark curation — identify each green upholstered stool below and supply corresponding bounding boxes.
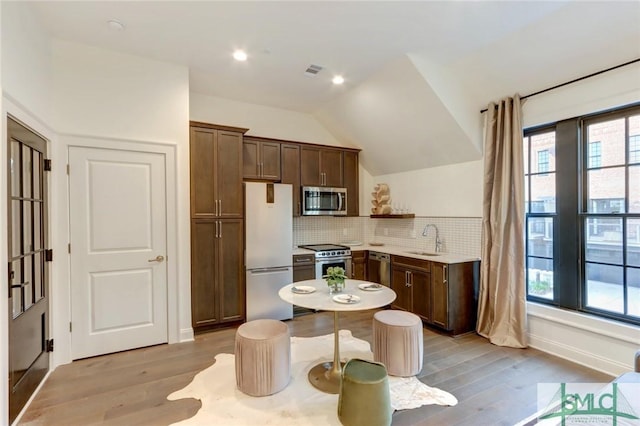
[337,358,392,426]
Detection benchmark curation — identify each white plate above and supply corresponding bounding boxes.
[358,283,383,291]
[369,242,384,246]
[333,294,360,304]
[341,241,363,247]
[291,285,316,294]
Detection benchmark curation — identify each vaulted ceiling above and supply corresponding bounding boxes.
[29,1,640,175]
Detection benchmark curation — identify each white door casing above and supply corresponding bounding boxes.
[69,146,168,359]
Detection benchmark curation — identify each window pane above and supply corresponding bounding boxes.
[11,140,21,197]
[34,252,43,302]
[531,132,555,173]
[524,175,529,214]
[628,267,640,317]
[528,218,553,257]
[630,165,640,213]
[22,145,32,199]
[585,217,622,264]
[34,202,42,250]
[528,257,553,299]
[33,151,41,200]
[588,141,602,168]
[629,114,640,164]
[585,263,623,313]
[12,200,21,259]
[586,118,625,167]
[628,218,640,267]
[23,201,32,254]
[11,261,23,318]
[23,255,33,311]
[523,136,529,174]
[587,167,625,213]
[530,173,555,213]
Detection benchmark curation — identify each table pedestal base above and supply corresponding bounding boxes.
[308,361,345,394]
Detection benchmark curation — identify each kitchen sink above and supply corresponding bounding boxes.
[405,251,442,257]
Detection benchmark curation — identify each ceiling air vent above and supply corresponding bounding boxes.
[304,64,323,77]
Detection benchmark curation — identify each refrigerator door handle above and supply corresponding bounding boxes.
[250,267,291,274]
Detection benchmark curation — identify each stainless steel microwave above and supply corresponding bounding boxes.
[301,186,347,216]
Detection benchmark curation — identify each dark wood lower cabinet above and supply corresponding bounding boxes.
[351,250,366,280]
[391,255,479,336]
[191,219,244,331]
[293,253,315,282]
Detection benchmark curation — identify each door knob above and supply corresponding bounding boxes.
[148,255,165,263]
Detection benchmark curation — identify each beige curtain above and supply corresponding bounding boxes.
[476,95,527,348]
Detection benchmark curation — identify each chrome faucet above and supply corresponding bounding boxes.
[422,224,443,253]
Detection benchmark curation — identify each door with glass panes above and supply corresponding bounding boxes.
[7,117,49,425]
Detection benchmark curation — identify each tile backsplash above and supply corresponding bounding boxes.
[293,216,482,257]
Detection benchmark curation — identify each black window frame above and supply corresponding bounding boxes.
[524,102,640,326]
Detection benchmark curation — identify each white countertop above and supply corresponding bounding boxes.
[293,244,480,264]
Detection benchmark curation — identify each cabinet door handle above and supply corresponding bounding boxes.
[443,265,447,284]
[218,200,222,216]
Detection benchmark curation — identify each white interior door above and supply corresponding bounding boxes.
[69,146,168,359]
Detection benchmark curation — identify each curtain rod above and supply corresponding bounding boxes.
[480,57,640,113]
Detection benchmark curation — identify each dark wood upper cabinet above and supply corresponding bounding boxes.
[243,137,281,181]
[300,145,343,187]
[190,122,246,219]
[343,150,359,216]
[281,143,302,216]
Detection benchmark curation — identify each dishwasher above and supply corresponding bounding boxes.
[367,251,391,287]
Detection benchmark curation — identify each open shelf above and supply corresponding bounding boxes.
[370,213,415,219]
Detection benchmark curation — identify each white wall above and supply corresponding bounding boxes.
[373,160,483,217]
[190,92,347,146]
[51,40,193,367]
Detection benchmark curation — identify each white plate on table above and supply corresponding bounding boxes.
[291,285,316,294]
[358,283,384,291]
[333,294,360,304]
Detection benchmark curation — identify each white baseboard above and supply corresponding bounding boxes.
[527,302,639,377]
[179,327,194,342]
[528,332,629,377]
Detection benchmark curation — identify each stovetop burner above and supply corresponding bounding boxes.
[298,244,349,252]
[298,244,351,258]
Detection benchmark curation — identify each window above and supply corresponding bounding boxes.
[537,149,550,173]
[630,135,640,164]
[524,103,640,325]
[524,131,556,300]
[589,141,602,168]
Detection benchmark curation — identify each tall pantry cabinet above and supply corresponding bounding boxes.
[190,122,247,332]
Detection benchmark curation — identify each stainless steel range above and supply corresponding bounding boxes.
[298,244,352,279]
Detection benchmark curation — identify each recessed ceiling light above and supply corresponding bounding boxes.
[107,19,125,31]
[332,75,345,85]
[233,50,248,61]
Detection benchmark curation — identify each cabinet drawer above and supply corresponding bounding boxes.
[391,255,431,272]
[293,254,315,266]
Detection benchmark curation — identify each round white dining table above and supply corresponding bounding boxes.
[279,278,396,394]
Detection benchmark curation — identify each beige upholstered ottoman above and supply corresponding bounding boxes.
[235,319,291,396]
[373,310,423,377]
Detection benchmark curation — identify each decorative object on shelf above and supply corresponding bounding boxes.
[371,183,392,215]
[323,266,347,294]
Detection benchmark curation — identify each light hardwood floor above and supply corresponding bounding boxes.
[18,310,613,426]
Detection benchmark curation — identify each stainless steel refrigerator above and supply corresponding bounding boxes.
[245,182,294,321]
